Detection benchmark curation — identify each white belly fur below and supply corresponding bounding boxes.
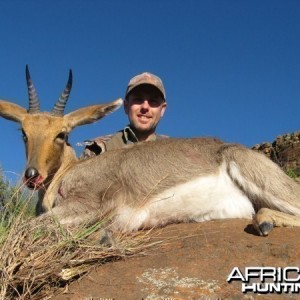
[113,163,255,232]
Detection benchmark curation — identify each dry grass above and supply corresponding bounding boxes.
[0,192,164,300]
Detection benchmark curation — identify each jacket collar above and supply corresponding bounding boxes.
[123,125,157,143]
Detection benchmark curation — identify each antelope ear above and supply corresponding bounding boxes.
[0,100,27,123]
[64,98,123,129]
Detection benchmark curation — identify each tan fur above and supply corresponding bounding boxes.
[1,98,300,236]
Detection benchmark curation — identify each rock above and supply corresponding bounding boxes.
[53,220,300,299]
[252,130,300,172]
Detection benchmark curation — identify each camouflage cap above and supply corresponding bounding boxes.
[125,72,166,100]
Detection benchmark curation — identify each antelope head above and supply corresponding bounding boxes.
[0,66,122,190]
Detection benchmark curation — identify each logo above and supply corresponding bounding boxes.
[227,267,300,293]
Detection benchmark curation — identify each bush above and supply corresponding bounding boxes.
[0,169,36,243]
[285,168,299,180]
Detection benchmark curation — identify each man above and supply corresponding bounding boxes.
[81,72,167,158]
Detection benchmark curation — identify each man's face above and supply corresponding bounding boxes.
[124,84,167,134]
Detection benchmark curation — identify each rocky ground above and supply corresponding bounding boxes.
[53,220,300,300]
[52,132,300,300]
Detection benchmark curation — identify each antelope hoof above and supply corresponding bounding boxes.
[252,215,274,236]
[257,221,274,236]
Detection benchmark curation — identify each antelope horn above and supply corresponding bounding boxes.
[52,69,73,116]
[26,65,40,113]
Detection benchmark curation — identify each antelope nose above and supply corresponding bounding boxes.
[25,167,39,180]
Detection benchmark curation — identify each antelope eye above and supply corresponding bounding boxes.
[22,129,28,143]
[56,132,68,142]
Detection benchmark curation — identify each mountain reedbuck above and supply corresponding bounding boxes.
[1,67,300,236]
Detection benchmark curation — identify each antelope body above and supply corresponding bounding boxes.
[1,67,300,236]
